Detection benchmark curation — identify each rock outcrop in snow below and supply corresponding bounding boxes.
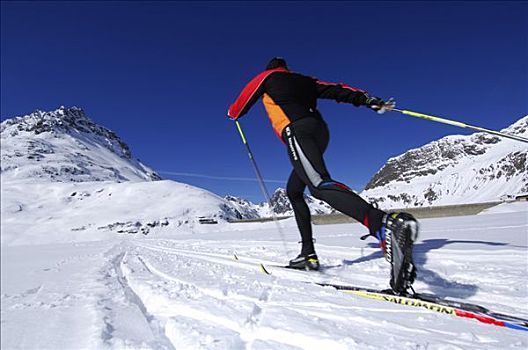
[362,116,528,208]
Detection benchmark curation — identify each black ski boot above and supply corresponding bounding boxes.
[288,253,320,271]
[384,212,419,295]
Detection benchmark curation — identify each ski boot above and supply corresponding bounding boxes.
[288,253,320,271]
[383,212,419,294]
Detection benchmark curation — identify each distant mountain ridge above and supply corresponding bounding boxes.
[3,106,525,233]
[361,115,528,208]
[225,188,337,218]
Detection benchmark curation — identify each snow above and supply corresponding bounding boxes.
[0,178,248,246]
[2,202,527,349]
[478,201,528,215]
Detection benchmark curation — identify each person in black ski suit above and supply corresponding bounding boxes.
[228,57,414,270]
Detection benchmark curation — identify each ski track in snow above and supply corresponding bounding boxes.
[1,205,527,349]
[122,244,352,349]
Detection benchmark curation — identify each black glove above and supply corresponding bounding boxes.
[365,96,384,108]
[364,95,396,114]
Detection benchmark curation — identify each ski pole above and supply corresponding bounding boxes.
[234,120,289,254]
[390,108,528,144]
[235,120,272,201]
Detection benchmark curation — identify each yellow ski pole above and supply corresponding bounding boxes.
[391,108,528,144]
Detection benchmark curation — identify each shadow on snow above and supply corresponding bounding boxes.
[340,238,508,299]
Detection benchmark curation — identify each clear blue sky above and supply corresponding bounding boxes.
[2,1,527,202]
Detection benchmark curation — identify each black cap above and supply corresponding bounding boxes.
[266,57,287,70]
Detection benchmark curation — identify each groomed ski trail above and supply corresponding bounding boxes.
[119,231,527,349]
[2,206,526,349]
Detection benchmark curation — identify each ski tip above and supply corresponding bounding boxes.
[504,322,528,332]
[259,263,271,275]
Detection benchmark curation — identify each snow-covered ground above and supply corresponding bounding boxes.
[0,179,247,247]
[1,202,527,349]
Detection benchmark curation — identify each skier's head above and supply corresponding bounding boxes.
[266,57,288,70]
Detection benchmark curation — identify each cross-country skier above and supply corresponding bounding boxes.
[228,58,418,287]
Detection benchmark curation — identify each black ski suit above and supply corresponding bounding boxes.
[228,67,386,255]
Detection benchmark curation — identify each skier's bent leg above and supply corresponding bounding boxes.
[282,120,384,236]
[309,180,385,236]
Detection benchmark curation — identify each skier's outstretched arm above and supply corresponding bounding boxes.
[315,80,395,113]
[315,80,369,106]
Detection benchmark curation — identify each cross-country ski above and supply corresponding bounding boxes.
[257,263,528,332]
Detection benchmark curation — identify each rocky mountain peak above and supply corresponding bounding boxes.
[362,115,528,208]
[1,106,132,159]
[268,188,292,214]
[1,106,160,183]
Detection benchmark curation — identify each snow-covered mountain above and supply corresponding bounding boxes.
[225,188,337,218]
[0,107,260,243]
[224,195,264,219]
[362,116,528,208]
[267,188,337,216]
[1,106,161,182]
[0,106,333,238]
[5,106,524,241]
